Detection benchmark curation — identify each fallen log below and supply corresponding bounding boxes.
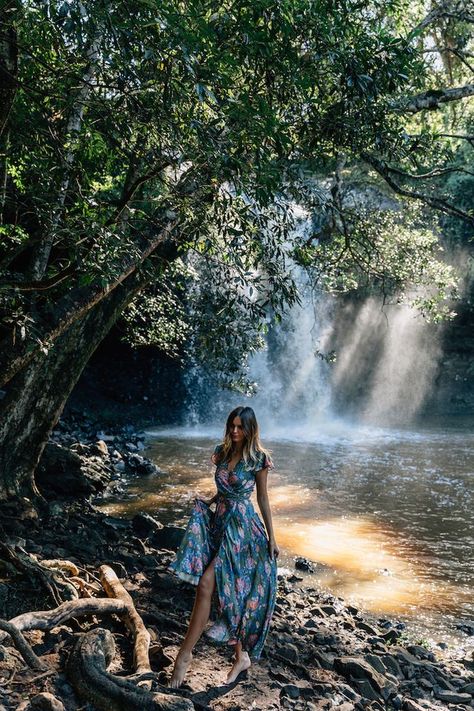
[66,628,193,711]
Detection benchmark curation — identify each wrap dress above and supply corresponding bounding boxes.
[168,444,277,660]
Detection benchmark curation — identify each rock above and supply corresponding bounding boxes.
[402,700,425,711]
[456,621,474,636]
[280,685,301,700]
[381,655,403,678]
[406,645,435,661]
[125,441,138,451]
[36,442,111,497]
[356,621,380,635]
[320,604,337,616]
[114,460,125,472]
[380,629,401,643]
[461,683,474,694]
[392,694,403,709]
[277,643,300,663]
[93,440,109,456]
[132,512,164,538]
[334,656,397,701]
[392,647,420,667]
[338,684,360,702]
[295,556,314,572]
[29,693,66,711]
[352,678,381,701]
[364,654,387,675]
[310,649,334,670]
[127,453,160,475]
[151,525,185,550]
[434,690,473,704]
[313,631,338,648]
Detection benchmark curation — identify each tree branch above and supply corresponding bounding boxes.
[410,3,474,36]
[0,219,178,389]
[361,153,474,224]
[383,165,474,180]
[390,84,474,114]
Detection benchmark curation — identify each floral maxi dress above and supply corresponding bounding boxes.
[168,445,277,660]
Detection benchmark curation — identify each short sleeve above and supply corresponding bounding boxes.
[211,444,223,465]
[255,451,274,472]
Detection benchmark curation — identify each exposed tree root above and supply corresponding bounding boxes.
[0,619,47,670]
[0,598,127,645]
[0,543,78,604]
[66,628,194,711]
[1,564,194,709]
[99,564,152,675]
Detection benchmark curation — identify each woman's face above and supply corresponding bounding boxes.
[229,415,245,447]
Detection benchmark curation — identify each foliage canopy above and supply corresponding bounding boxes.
[1,0,473,388]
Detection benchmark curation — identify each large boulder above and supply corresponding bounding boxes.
[37,442,111,497]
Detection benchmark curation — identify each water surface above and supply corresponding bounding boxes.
[100,419,474,651]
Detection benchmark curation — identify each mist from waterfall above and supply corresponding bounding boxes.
[329,298,443,426]
[183,282,444,435]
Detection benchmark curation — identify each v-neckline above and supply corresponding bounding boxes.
[226,456,242,473]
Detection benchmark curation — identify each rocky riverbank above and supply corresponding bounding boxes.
[0,414,473,711]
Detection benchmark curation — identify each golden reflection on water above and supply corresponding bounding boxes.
[273,515,457,615]
[99,467,463,620]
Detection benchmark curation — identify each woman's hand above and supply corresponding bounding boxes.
[268,537,279,560]
[196,495,217,507]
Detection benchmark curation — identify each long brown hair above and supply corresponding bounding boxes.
[216,406,271,469]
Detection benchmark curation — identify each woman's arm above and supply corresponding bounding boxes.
[255,468,279,560]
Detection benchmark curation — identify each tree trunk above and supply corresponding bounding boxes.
[0,1,19,140]
[0,272,146,501]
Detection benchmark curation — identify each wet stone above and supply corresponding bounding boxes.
[294,556,315,572]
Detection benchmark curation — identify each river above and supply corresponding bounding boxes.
[99,416,474,653]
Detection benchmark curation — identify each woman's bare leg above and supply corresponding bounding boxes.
[169,558,216,688]
[225,640,251,684]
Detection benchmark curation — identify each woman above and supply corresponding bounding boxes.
[168,405,279,688]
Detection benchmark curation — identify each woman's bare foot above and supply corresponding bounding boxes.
[225,650,251,684]
[169,650,193,688]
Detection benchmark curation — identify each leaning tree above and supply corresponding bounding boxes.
[0,0,473,501]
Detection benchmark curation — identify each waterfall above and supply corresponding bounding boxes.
[183,282,444,434]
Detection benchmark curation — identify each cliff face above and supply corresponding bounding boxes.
[427,299,474,415]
